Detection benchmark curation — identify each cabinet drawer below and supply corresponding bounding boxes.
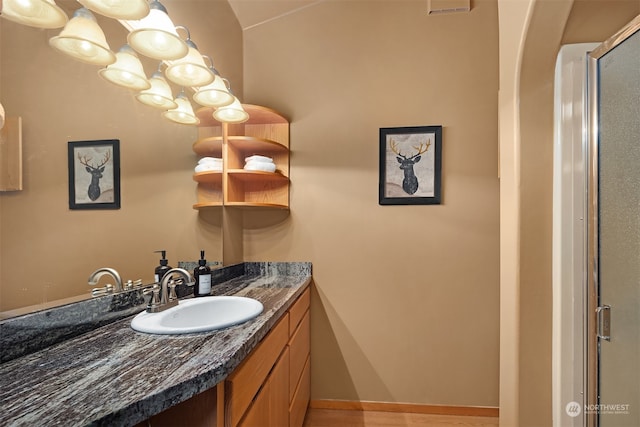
[288,287,310,337]
[226,314,289,427]
[288,310,310,403]
[289,355,310,427]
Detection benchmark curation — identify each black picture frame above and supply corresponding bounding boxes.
[68,139,121,210]
[379,125,442,205]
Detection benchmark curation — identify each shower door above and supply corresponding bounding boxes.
[587,16,640,427]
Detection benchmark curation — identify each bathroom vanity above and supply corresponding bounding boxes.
[0,262,311,427]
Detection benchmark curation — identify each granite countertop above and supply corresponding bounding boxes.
[0,262,311,427]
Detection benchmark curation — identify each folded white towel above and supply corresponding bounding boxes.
[244,161,276,173]
[245,155,273,164]
[195,163,223,173]
[198,157,223,165]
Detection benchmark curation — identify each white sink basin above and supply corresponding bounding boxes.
[131,296,263,335]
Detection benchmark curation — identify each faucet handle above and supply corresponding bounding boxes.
[123,279,144,291]
[168,280,179,302]
[143,284,162,310]
[91,283,114,297]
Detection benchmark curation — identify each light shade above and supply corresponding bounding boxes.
[99,45,150,90]
[136,71,177,110]
[126,0,188,60]
[163,91,200,125]
[1,0,68,29]
[165,39,214,87]
[78,0,149,20]
[193,73,234,108]
[49,7,116,66]
[213,98,249,124]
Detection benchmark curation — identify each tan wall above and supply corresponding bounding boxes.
[242,0,500,406]
[0,0,242,312]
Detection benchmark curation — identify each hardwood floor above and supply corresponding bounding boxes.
[302,408,499,427]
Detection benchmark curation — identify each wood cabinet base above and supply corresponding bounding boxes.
[139,287,311,427]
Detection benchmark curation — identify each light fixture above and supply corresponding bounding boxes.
[165,27,214,87]
[98,45,150,90]
[3,0,248,126]
[136,68,178,110]
[213,97,249,124]
[0,102,5,130]
[49,7,116,66]
[163,89,200,125]
[193,58,235,108]
[1,0,68,29]
[78,0,149,20]
[126,0,188,61]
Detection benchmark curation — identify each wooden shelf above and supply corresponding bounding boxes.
[227,170,289,182]
[192,201,223,209]
[225,202,289,209]
[193,104,290,210]
[193,136,223,157]
[193,170,223,184]
[227,136,287,152]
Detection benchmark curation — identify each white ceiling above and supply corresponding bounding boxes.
[227,0,324,30]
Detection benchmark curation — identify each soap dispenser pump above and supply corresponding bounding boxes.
[193,250,212,297]
[154,250,172,283]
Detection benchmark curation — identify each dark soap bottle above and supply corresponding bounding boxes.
[154,250,172,283]
[194,250,212,297]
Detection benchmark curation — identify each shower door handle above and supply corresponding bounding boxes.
[596,305,611,341]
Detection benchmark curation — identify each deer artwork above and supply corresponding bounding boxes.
[390,138,431,195]
[77,151,111,201]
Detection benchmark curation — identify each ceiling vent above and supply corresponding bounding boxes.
[427,0,471,14]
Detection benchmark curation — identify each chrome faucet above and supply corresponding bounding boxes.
[144,268,195,313]
[88,267,123,296]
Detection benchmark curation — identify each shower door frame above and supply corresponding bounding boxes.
[586,15,640,427]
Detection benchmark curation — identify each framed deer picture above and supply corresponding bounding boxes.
[68,139,121,210]
[379,125,442,205]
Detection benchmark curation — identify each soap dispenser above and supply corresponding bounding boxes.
[193,250,212,297]
[154,250,172,283]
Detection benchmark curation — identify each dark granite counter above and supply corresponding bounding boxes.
[0,262,311,427]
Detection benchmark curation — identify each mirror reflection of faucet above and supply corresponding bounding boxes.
[88,268,145,297]
[88,267,123,296]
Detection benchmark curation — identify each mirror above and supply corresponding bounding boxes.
[0,0,242,317]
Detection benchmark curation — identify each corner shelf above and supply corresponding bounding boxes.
[193,104,290,209]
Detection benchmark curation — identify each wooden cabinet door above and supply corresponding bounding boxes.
[238,348,290,427]
[226,316,288,427]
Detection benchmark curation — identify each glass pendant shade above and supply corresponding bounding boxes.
[165,40,214,87]
[126,0,187,61]
[135,71,177,110]
[163,92,199,125]
[99,45,150,90]
[1,0,68,29]
[49,7,116,66]
[78,0,149,20]
[213,98,249,124]
[193,74,234,108]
